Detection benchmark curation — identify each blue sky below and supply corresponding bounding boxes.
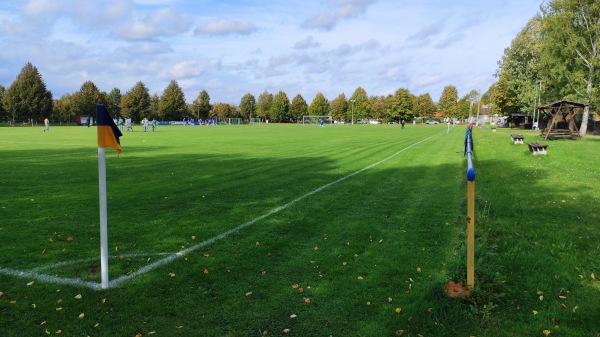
[0,0,542,105]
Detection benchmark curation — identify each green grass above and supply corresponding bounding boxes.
[0,123,598,336]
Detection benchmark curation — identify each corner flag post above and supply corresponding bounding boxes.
[96,104,122,289]
[98,147,109,289]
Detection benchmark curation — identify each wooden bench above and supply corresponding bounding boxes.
[511,134,524,144]
[527,142,548,155]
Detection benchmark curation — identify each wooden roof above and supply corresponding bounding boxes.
[538,100,586,110]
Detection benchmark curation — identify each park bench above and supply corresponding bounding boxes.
[527,142,548,155]
[511,134,524,144]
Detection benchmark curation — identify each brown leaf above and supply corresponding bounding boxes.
[303,297,311,304]
[445,281,471,298]
[396,330,404,336]
[314,245,318,251]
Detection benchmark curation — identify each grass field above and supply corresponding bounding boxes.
[0,123,598,336]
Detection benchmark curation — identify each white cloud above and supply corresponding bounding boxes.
[117,8,192,40]
[301,0,375,30]
[194,19,257,35]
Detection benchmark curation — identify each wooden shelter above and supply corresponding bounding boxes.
[538,100,585,139]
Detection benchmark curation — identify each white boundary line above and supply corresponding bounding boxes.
[0,133,438,290]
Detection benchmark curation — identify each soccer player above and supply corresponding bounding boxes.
[44,118,49,132]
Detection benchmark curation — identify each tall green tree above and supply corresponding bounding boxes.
[54,94,74,122]
[71,81,107,118]
[414,93,437,117]
[270,91,290,122]
[349,87,369,123]
[496,16,542,116]
[120,81,150,122]
[308,93,330,116]
[330,93,348,121]
[191,90,211,120]
[256,91,273,120]
[158,80,187,121]
[239,93,256,121]
[387,88,414,121]
[438,85,458,117]
[369,96,387,121]
[541,0,600,135]
[149,93,160,120]
[289,94,308,122]
[3,62,53,122]
[108,88,122,118]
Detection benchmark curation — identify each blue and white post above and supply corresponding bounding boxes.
[465,123,476,289]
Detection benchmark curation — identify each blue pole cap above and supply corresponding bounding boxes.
[467,168,476,181]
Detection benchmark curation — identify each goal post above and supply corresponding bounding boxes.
[302,115,333,125]
[218,117,242,125]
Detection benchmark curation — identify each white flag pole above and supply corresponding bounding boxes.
[98,147,109,289]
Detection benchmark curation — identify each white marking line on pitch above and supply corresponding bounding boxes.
[0,134,438,290]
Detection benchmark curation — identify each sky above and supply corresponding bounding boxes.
[0,0,543,105]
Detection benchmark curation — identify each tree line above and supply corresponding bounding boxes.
[0,63,475,124]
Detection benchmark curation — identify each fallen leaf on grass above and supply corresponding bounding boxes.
[592,273,596,280]
[539,295,544,301]
[74,294,82,300]
[246,292,252,296]
[445,281,471,298]
[256,242,260,246]
[572,305,578,313]
[119,255,124,260]
[66,236,73,241]
[357,276,363,280]
[388,297,393,303]
[342,262,347,266]
[290,314,297,319]
[314,245,318,251]
[191,236,196,240]
[417,267,422,273]
[78,313,85,319]
[298,287,303,293]
[543,329,551,336]
[32,304,36,308]
[100,298,106,304]
[169,273,176,278]
[558,295,567,300]
[0,291,3,297]
[135,333,142,337]
[559,303,567,309]
[303,297,311,304]
[48,238,54,243]
[55,330,62,334]
[10,300,16,304]
[291,284,299,289]
[283,328,290,334]
[204,269,209,275]
[395,307,402,314]
[533,310,539,315]
[395,330,404,336]
[366,301,371,305]
[55,307,62,311]
[27,281,35,286]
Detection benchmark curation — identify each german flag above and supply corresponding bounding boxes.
[96,104,122,155]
